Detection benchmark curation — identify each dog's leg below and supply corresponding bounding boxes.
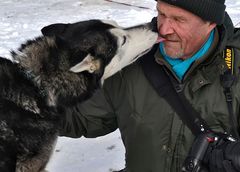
[16,157,48,172]
[16,136,57,172]
[16,150,52,172]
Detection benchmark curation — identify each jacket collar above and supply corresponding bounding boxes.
[214,12,235,55]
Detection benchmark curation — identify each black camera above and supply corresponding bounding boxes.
[182,132,237,172]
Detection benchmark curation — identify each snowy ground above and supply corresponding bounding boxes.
[0,0,239,172]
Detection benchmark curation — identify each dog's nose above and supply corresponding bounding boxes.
[150,17,158,32]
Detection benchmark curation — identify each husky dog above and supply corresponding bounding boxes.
[0,19,158,172]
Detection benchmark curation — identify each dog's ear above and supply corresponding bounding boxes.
[41,23,68,37]
[54,35,69,49]
[69,54,101,74]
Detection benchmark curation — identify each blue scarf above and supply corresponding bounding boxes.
[159,30,215,80]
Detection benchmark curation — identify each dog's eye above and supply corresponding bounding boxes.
[121,36,127,46]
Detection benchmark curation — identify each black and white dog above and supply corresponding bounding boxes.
[0,19,158,172]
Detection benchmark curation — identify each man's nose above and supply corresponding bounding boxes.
[158,17,174,36]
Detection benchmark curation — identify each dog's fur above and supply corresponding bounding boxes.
[0,19,158,172]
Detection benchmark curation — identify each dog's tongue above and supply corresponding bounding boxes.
[156,36,165,43]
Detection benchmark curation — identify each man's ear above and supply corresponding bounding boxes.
[208,22,217,32]
[41,23,68,37]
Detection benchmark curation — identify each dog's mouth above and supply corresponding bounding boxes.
[131,35,164,62]
[132,48,152,62]
[156,35,166,43]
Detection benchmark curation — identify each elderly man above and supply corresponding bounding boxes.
[60,0,240,171]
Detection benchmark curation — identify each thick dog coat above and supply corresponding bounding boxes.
[0,19,158,172]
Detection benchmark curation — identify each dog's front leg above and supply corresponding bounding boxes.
[16,153,51,172]
[16,135,57,172]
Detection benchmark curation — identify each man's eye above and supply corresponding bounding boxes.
[158,12,166,18]
[122,36,127,46]
[174,17,186,23]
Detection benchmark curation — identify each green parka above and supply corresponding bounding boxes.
[60,14,240,172]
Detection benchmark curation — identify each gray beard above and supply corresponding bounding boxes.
[162,44,184,59]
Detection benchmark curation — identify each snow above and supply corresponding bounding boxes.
[0,0,239,172]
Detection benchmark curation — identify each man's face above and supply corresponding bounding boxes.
[157,1,216,59]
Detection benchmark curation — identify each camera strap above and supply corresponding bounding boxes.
[139,45,211,136]
[221,46,239,139]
